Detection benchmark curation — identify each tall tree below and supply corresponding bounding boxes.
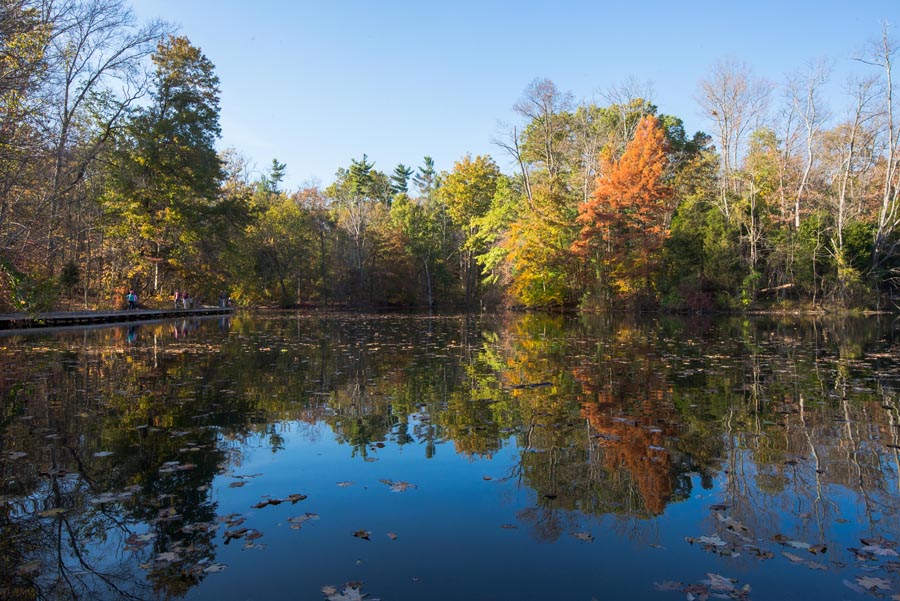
[261,158,286,194]
[698,60,771,220]
[327,155,393,299]
[439,154,500,306]
[573,115,673,303]
[785,60,832,229]
[864,25,900,281]
[103,35,223,294]
[413,156,437,198]
[41,0,169,262]
[821,77,878,303]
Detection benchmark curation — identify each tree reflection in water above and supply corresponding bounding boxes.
[0,312,899,599]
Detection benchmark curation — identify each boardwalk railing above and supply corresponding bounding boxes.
[0,307,233,330]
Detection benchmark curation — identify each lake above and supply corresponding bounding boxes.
[1,312,899,600]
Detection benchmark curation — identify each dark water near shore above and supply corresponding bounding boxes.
[2,312,900,600]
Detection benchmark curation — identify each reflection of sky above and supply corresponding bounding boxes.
[4,314,900,600]
[190,421,895,600]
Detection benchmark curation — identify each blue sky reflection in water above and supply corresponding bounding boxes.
[1,313,900,600]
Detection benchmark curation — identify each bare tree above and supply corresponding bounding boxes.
[495,78,573,221]
[36,0,170,266]
[786,59,833,228]
[511,78,574,180]
[601,76,656,156]
[859,24,900,277]
[825,77,878,267]
[570,103,609,205]
[698,59,772,219]
[0,0,170,310]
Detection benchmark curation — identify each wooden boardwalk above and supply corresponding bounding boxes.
[0,307,233,331]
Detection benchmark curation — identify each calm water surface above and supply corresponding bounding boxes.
[2,312,900,600]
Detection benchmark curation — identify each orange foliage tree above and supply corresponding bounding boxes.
[573,115,673,303]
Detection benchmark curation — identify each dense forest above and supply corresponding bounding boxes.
[2,0,900,312]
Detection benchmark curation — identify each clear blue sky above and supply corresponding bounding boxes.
[129,0,896,190]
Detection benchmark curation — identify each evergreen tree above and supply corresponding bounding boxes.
[390,163,414,195]
[573,115,673,304]
[263,158,287,194]
[103,35,223,294]
[413,156,437,197]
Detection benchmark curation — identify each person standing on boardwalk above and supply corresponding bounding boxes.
[127,290,137,310]
[174,289,182,309]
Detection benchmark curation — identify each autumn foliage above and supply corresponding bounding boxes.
[573,115,673,300]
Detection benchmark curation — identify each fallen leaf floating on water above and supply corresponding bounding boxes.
[745,545,775,560]
[714,512,750,534]
[336,481,354,487]
[653,581,683,592]
[773,534,816,551]
[379,479,415,493]
[783,551,805,563]
[686,535,726,547]
[857,576,892,591]
[386,532,397,541]
[859,538,900,557]
[288,513,319,530]
[182,522,217,534]
[159,461,195,474]
[322,584,379,601]
[220,514,245,528]
[204,563,226,573]
[660,575,751,599]
[703,573,737,592]
[224,528,249,543]
[572,531,594,543]
[125,532,157,551]
[685,533,741,558]
[89,487,139,505]
[353,530,371,541]
[253,494,307,509]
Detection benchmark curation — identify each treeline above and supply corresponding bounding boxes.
[2,0,900,311]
